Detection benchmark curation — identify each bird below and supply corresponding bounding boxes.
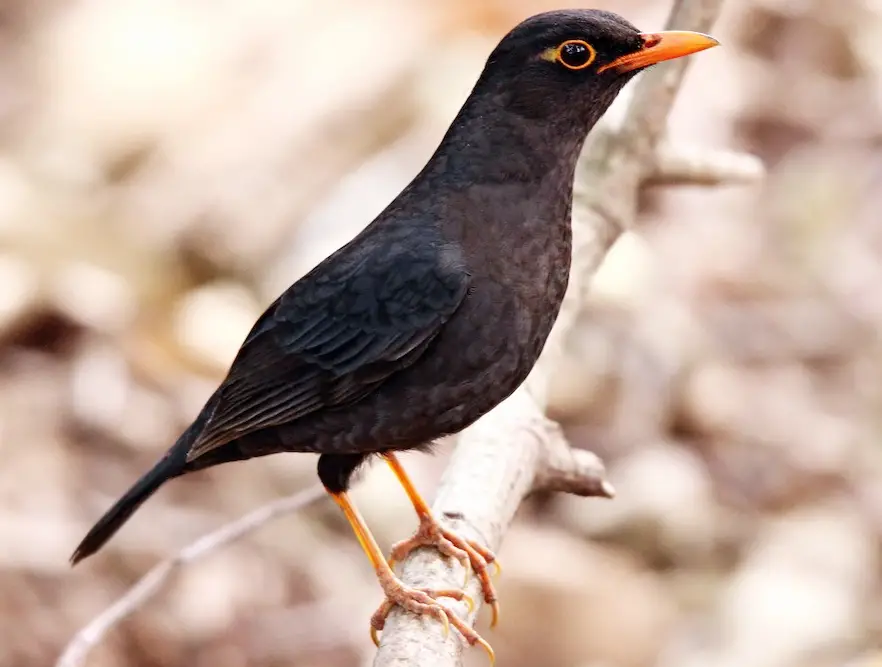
[71,8,717,661]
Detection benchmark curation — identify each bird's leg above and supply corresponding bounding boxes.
[329,491,494,663]
[382,453,500,628]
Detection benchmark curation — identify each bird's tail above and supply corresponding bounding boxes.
[70,429,195,566]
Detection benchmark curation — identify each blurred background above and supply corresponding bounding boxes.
[2,0,882,666]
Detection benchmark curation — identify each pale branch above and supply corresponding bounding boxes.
[534,435,614,498]
[371,389,612,667]
[646,142,765,186]
[56,485,327,667]
[373,0,734,666]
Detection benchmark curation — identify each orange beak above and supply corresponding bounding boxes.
[598,31,719,74]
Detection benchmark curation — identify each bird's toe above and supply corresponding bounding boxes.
[369,575,493,664]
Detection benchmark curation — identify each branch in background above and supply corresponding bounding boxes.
[535,428,614,497]
[55,486,327,667]
[373,1,739,666]
[647,142,766,186]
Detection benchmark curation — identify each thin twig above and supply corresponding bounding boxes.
[56,485,327,667]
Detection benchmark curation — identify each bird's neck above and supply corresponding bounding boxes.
[397,90,602,258]
[425,91,593,191]
[382,91,609,287]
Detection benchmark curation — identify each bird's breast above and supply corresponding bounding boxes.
[456,203,572,374]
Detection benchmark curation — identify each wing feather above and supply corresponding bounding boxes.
[185,237,470,461]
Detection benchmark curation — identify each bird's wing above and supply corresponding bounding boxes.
[185,235,471,461]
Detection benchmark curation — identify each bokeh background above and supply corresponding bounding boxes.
[3,0,882,666]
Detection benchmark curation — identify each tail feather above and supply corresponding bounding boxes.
[70,436,190,565]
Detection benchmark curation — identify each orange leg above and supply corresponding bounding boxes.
[382,453,501,628]
[330,491,494,664]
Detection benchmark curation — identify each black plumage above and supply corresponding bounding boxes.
[71,8,717,657]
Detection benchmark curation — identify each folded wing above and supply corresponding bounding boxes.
[186,237,470,461]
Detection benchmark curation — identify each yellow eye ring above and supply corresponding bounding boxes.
[555,39,596,70]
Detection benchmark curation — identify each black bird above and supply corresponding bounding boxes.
[71,8,717,658]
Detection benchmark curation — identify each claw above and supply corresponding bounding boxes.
[434,606,451,639]
[489,600,500,628]
[370,625,381,647]
[475,635,497,667]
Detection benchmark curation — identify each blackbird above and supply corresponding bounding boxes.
[71,8,717,659]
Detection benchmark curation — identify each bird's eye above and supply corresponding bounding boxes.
[555,39,596,70]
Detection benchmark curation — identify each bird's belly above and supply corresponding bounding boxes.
[362,283,557,448]
[369,346,531,447]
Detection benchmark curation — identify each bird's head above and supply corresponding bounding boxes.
[477,9,719,127]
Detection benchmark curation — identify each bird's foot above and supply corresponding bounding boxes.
[388,514,500,627]
[370,568,494,664]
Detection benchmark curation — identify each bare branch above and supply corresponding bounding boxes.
[56,485,327,667]
[646,142,765,186]
[535,439,615,498]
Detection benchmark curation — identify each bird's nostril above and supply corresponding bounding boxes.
[640,33,662,49]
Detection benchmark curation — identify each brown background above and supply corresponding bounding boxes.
[2,1,881,666]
